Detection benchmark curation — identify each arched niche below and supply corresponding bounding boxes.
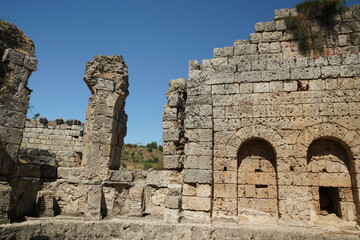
[237,138,278,218]
[307,137,357,222]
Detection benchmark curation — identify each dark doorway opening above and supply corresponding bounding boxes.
[319,187,341,217]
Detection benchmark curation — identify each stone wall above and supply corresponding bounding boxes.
[164,4,360,225]
[0,20,38,223]
[20,118,83,167]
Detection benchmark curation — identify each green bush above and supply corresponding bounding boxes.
[153,157,159,163]
[285,0,347,55]
[121,162,127,168]
[147,148,153,153]
[158,145,163,152]
[143,162,153,170]
[146,141,158,149]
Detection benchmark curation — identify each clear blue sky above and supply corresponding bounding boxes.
[1,0,358,145]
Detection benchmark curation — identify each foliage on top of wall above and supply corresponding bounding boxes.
[285,0,348,55]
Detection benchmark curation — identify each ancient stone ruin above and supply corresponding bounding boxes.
[0,3,360,239]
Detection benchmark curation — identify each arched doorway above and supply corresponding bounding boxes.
[237,138,278,218]
[307,137,357,222]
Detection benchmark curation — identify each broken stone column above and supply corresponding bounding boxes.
[162,78,187,169]
[81,55,129,170]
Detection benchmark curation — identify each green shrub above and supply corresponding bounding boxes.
[147,148,153,153]
[153,157,159,163]
[158,145,163,152]
[121,162,127,168]
[143,162,153,170]
[285,0,347,55]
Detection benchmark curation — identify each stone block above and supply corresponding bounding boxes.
[184,155,212,170]
[183,183,196,196]
[184,170,212,184]
[85,185,102,221]
[262,31,282,42]
[55,118,64,124]
[167,184,182,196]
[184,142,212,156]
[2,48,24,65]
[283,81,297,92]
[39,117,48,124]
[249,33,261,43]
[23,55,38,71]
[108,170,134,182]
[196,184,211,197]
[163,208,180,224]
[213,197,237,216]
[246,172,276,185]
[214,184,237,198]
[167,95,182,108]
[255,22,265,32]
[253,82,269,93]
[258,43,270,53]
[182,196,211,211]
[318,173,351,187]
[165,196,181,209]
[163,155,181,169]
[274,8,291,20]
[321,66,340,78]
[264,21,276,32]
[213,48,224,58]
[163,128,180,142]
[276,20,287,31]
[213,170,237,184]
[162,108,177,121]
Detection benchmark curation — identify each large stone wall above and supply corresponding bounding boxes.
[0,20,38,223]
[164,4,360,225]
[20,118,83,167]
[1,3,360,239]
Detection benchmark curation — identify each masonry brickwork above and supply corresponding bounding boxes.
[20,118,83,167]
[0,4,360,240]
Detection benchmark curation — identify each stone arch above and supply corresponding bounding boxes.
[212,124,284,219]
[237,137,279,218]
[297,123,360,223]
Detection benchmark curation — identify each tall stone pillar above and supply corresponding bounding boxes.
[82,55,129,170]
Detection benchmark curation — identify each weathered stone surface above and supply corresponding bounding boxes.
[82,55,129,171]
[184,170,212,184]
[108,170,134,182]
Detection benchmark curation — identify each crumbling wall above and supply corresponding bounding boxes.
[0,20,38,222]
[20,118,83,167]
[163,78,187,169]
[163,4,360,224]
[82,55,129,170]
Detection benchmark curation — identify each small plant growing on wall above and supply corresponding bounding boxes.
[285,0,348,55]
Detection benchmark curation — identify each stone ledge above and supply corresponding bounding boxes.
[0,218,359,240]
